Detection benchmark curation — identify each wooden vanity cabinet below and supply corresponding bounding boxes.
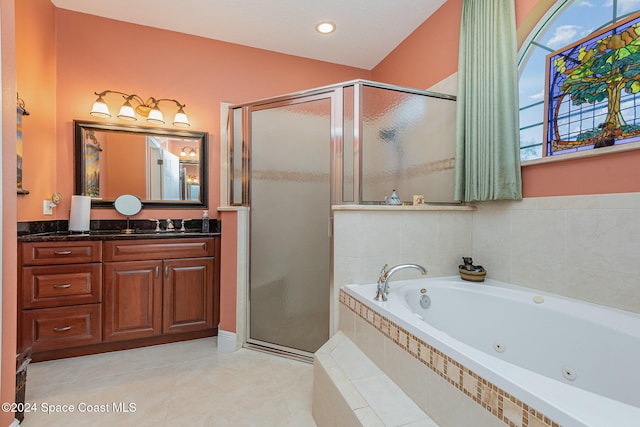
[19,237,219,361]
[103,260,163,342]
[20,241,103,354]
[103,238,217,340]
[163,257,215,334]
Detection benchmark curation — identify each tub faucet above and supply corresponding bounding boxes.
[374,263,427,302]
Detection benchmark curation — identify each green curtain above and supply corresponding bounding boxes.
[454,0,522,202]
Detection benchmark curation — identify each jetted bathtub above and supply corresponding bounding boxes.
[342,277,640,427]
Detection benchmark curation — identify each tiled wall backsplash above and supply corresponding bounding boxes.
[472,192,640,314]
[332,192,640,327]
[332,207,474,331]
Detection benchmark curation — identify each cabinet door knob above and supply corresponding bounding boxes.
[53,326,72,332]
[53,283,72,289]
[53,250,72,255]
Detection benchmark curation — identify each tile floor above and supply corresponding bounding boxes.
[20,338,317,427]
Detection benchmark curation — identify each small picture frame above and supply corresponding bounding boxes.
[412,195,425,206]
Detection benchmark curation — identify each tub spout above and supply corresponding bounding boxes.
[374,263,427,301]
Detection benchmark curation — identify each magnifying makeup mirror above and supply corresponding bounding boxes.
[114,194,143,233]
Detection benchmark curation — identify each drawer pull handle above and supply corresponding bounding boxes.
[53,250,72,255]
[53,326,72,332]
[53,284,72,289]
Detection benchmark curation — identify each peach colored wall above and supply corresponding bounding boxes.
[373,0,639,198]
[522,151,640,197]
[51,9,371,222]
[372,0,462,90]
[219,211,238,332]
[2,0,18,423]
[15,0,57,220]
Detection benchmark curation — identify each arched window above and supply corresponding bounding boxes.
[518,0,640,161]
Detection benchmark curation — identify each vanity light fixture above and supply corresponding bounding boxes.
[315,21,336,34]
[90,90,191,127]
[189,148,197,157]
[180,147,187,157]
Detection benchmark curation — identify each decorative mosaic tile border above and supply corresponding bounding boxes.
[340,290,560,427]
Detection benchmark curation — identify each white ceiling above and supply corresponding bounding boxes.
[51,0,446,70]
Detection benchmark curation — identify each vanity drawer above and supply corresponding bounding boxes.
[22,304,101,352]
[22,241,102,265]
[22,264,102,309]
[104,238,214,262]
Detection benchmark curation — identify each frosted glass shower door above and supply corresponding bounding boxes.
[248,95,332,355]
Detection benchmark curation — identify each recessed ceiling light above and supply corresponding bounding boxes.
[315,21,336,35]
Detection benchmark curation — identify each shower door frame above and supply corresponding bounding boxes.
[227,79,456,358]
[238,89,343,359]
[229,79,455,205]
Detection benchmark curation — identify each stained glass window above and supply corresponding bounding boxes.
[518,0,640,161]
[546,13,640,155]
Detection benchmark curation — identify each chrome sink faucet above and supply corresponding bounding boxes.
[179,218,192,232]
[374,263,427,301]
[150,219,161,232]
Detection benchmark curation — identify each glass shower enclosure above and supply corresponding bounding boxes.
[228,80,456,358]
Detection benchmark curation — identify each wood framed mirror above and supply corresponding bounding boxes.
[74,120,208,208]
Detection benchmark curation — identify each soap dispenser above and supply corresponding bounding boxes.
[201,210,209,233]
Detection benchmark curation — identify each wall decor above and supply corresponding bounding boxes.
[17,94,29,195]
[83,130,102,198]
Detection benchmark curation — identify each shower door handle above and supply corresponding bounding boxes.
[328,216,333,238]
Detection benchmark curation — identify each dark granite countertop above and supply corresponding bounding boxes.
[17,219,221,242]
[18,230,221,242]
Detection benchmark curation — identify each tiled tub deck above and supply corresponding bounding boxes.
[336,290,559,427]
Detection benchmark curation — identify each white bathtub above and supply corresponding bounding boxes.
[343,277,640,427]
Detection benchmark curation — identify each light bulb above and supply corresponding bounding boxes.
[117,100,137,121]
[147,106,165,124]
[172,107,190,127]
[90,96,111,118]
